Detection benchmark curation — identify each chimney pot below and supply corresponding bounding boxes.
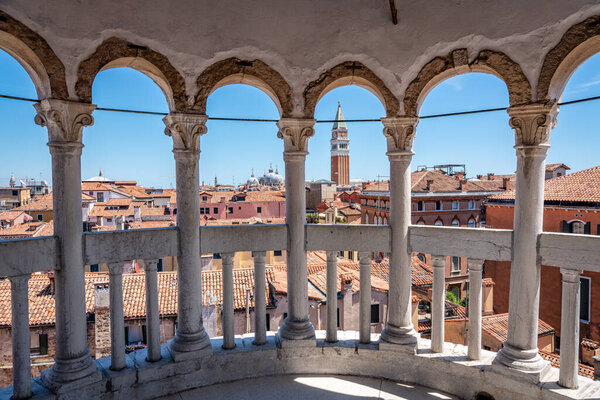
[426,179,434,192]
[48,271,55,295]
[487,173,495,180]
[503,177,511,191]
[459,179,468,192]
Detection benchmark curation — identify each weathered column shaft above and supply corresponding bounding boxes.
[222,252,235,349]
[164,113,211,359]
[10,274,31,399]
[380,117,419,347]
[253,251,267,345]
[359,252,372,344]
[145,259,161,362]
[559,269,581,389]
[495,102,558,375]
[431,255,446,353]
[276,118,316,341]
[468,259,484,360]
[34,99,100,389]
[108,262,125,371]
[326,251,338,343]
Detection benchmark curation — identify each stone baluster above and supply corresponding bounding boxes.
[34,100,101,390]
[359,251,372,344]
[10,274,31,399]
[108,262,126,371]
[380,117,419,350]
[163,113,212,360]
[494,102,559,379]
[431,255,446,353]
[326,251,338,343]
[222,252,235,349]
[467,259,484,360]
[559,268,581,389]
[276,118,316,342]
[253,251,267,345]
[144,259,161,362]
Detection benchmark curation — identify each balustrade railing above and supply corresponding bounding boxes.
[1,224,599,397]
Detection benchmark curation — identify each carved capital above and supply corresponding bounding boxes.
[507,102,558,147]
[381,116,419,152]
[277,118,316,152]
[560,268,582,284]
[163,113,208,153]
[34,99,96,144]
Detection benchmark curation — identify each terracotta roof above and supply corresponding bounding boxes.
[0,210,30,222]
[270,267,324,300]
[581,338,600,350]
[81,182,131,197]
[545,163,570,172]
[202,217,285,226]
[482,278,495,287]
[489,166,600,203]
[481,313,554,344]
[418,319,431,333]
[338,206,362,216]
[0,220,53,238]
[445,300,467,318]
[127,220,175,229]
[539,351,594,379]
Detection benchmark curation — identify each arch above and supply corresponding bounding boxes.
[193,58,293,117]
[76,37,187,112]
[434,218,443,226]
[403,48,532,116]
[0,10,67,99]
[303,61,400,117]
[416,217,425,225]
[537,15,600,101]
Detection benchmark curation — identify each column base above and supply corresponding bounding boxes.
[41,349,102,394]
[168,330,212,362]
[492,343,550,384]
[380,322,419,345]
[277,318,315,341]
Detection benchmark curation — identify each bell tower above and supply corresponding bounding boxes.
[330,102,350,185]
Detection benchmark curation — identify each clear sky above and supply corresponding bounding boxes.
[1,49,599,188]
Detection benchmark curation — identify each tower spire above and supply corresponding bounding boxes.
[332,101,347,130]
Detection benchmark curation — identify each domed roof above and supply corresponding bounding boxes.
[246,169,260,187]
[84,169,113,183]
[260,164,284,186]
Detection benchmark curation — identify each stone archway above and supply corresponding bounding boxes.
[303,61,400,117]
[193,57,293,117]
[403,48,532,116]
[0,10,68,100]
[76,37,187,112]
[537,15,600,101]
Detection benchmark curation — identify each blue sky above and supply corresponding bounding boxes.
[0,49,599,188]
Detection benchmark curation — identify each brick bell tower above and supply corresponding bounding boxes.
[330,101,350,185]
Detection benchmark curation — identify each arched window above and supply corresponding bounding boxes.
[468,218,476,228]
[451,219,460,227]
[383,218,388,225]
[434,219,443,226]
[365,214,369,224]
[417,219,425,226]
[571,221,584,234]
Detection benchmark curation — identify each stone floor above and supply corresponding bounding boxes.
[157,375,460,400]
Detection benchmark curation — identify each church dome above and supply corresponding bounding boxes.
[260,165,284,186]
[246,170,260,187]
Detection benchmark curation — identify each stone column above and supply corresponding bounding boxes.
[379,117,419,349]
[144,259,161,362]
[163,113,211,360]
[431,255,446,353]
[559,268,581,389]
[276,118,316,342]
[359,251,372,344]
[494,102,558,378]
[221,252,235,349]
[10,274,31,399]
[467,259,484,360]
[108,262,126,371]
[326,251,338,343]
[253,251,267,345]
[34,99,101,391]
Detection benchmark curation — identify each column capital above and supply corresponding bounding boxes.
[252,251,267,261]
[108,262,124,276]
[431,255,446,269]
[144,259,159,272]
[507,102,558,147]
[10,273,31,288]
[34,99,96,145]
[560,268,582,283]
[221,252,235,265]
[468,259,485,271]
[277,118,316,152]
[358,251,371,263]
[381,116,419,152]
[163,113,208,153]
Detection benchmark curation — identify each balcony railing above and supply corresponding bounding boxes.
[1,224,599,399]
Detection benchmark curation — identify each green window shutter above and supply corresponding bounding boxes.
[39,334,48,355]
[561,220,569,233]
[584,222,591,235]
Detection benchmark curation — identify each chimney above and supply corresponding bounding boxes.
[426,179,434,192]
[94,282,111,358]
[134,206,141,222]
[459,179,468,192]
[455,172,464,180]
[340,273,353,330]
[116,215,125,230]
[48,271,55,295]
[503,177,510,191]
[476,174,483,180]
[487,173,495,180]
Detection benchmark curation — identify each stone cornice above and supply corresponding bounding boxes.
[277,118,316,152]
[34,99,96,144]
[381,116,419,152]
[163,113,209,153]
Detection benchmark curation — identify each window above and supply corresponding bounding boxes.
[580,277,591,323]
[417,253,426,263]
[451,256,460,273]
[213,253,221,259]
[370,304,380,324]
[452,200,459,210]
[257,206,262,214]
[202,196,208,201]
[213,207,218,214]
[563,220,591,234]
[228,207,233,214]
[90,264,99,272]
[266,314,271,331]
[417,201,424,211]
[571,221,584,234]
[97,192,104,202]
[30,333,48,355]
[157,259,163,272]
[452,219,459,227]
[434,220,443,226]
[200,207,210,215]
[126,325,146,345]
[468,218,476,228]
[435,201,442,211]
[12,190,18,196]
[283,312,288,321]
[37,214,43,221]
[468,200,475,209]
[274,250,282,257]
[336,308,340,328]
